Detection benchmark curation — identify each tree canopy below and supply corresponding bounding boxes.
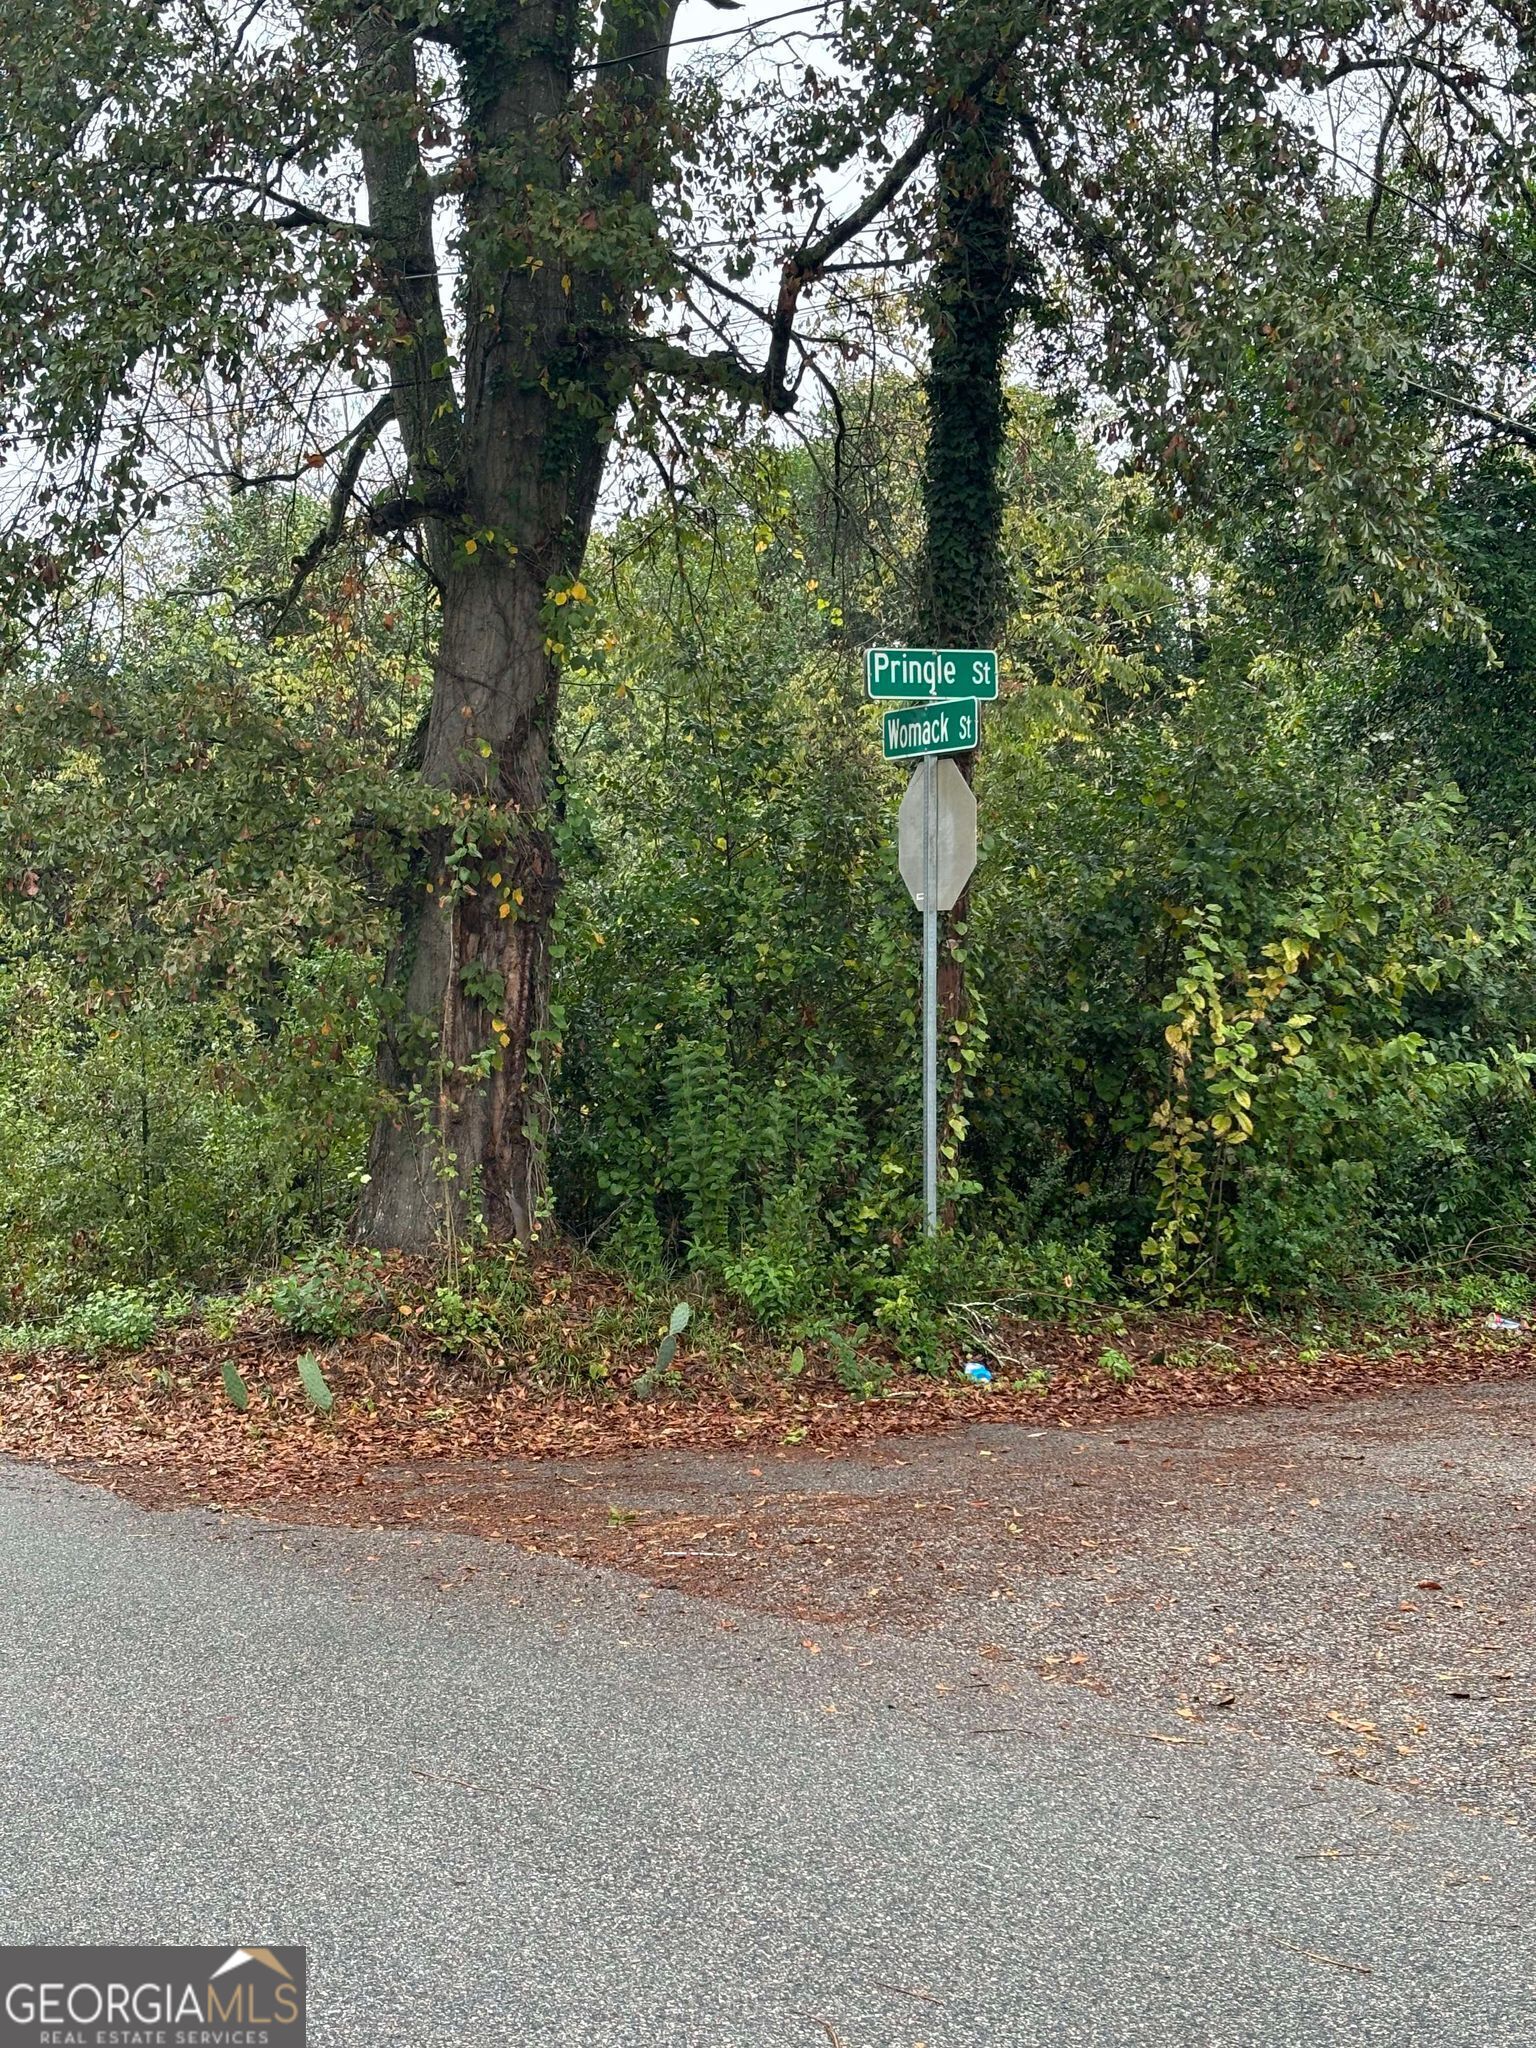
[2,0,1535,1272]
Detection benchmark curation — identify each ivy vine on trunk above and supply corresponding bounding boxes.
[916,85,1023,1211]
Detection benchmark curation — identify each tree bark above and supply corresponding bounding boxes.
[354,1,676,1252]
[355,555,561,1250]
[916,92,1020,1213]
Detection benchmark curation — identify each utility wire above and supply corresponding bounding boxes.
[587,2,829,70]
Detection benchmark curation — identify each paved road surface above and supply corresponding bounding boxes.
[2,1382,1533,2046]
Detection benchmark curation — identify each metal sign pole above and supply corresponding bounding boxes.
[922,749,938,1235]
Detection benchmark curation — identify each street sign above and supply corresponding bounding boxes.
[898,756,976,914]
[874,649,992,1239]
[866,647,998,702]
[882,698,979,762]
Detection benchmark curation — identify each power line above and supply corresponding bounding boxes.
[587,2,829,70]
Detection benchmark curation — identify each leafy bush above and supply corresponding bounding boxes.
[6,403,1536,1337]
[67,1287,162,1353]
[268,1267,355,1341]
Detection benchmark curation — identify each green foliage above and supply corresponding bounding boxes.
[266,1247,392,1341]
[1098,1346,1135,1385]
[68,1287,162,1353]
[0,510,417,1310]
[201,1296,244,1342]
[632,1301,695,1398]
[554,405,1536,1314]
[822,1322,888,1401]
[267,1269,352,1342]
[7,381,1536,1345]
[0,1283,169,1357]
[1352,455,1536,827]
[554,488,910,1290]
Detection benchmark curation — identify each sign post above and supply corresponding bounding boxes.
[877,647,986,1233]
[922,754,938,1235]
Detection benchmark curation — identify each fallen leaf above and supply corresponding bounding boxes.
[1326,1713,1379,1737]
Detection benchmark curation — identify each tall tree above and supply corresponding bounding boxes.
[0,0,1017,1249]
[915,85,1022,1198]
[898,1,1536,1211]
[2,0,1528,1255]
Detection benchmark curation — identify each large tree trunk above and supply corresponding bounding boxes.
[350,2,675,1253]
[917,92,1020,1208]
[354,556,560,1251]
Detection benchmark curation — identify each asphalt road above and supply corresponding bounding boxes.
[2,1383,1533,2047]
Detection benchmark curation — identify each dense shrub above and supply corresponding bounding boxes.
[6,411,1536,1329]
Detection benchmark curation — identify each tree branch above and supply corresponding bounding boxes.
[194,172,373,240]
[356,13,464,586]
[1014,110,1150,289]
[763,46,1020,405]
[626,332,785,411]
[1404,377,1536,453]
[267,394,396,627]
[364,483,466,535]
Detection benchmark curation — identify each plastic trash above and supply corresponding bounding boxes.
[962,1359,993,1385]
[1485,1313,1524,1332]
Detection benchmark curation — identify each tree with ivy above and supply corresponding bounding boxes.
[0,0,1036,1250]
[1,0,1531,1258]
[896,1,1536,1207]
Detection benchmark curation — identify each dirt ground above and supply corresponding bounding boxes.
[5,1312,1533,1820]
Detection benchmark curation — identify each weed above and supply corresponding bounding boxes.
[825,1323,889,1400]
[631,1302,693,1400]
[1098,1345,1136,1385]
[269,1268,353,1340]
[202,1294,243,1342]
[67,1287,160,1353]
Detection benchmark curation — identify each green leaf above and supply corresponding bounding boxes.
[219,1356,249,1412]
[296,1350,334,1414]
[667,1301,692,1337]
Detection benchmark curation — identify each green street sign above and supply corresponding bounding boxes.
[866,646,998,702]
[882,698,980,761]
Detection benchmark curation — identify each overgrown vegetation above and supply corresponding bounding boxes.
[6,389,1536,1369]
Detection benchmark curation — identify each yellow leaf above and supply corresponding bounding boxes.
[464,538,478,555]
[513,887,524,905]
[489,872,501,887]
[499,901,511,919]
